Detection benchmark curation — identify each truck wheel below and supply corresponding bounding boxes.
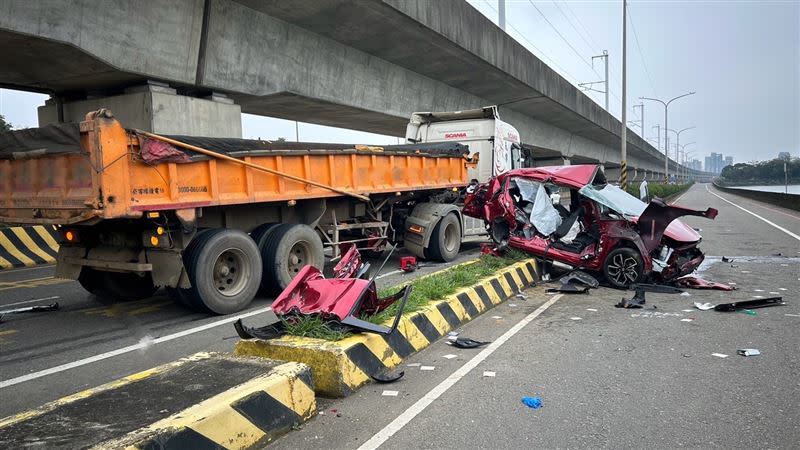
[168,229,212,310]
[427,213,461,262]
[250,223,280,250]
[603,247,645,289]
[78,267,105,296]
[261,224,324,293]
[184,229,262,315]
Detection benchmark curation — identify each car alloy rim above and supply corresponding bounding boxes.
[213,248,250,297]
[607,253,639,284]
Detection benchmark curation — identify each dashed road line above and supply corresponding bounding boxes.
[357,294,563,450]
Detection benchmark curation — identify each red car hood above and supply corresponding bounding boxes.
[634,199,718,253]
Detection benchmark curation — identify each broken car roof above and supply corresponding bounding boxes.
[500,165,600,189]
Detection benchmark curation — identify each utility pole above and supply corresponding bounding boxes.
[620,0,627,189]
[499,0,506,31]
[633,102,644,138]
[580,51,610,111]
[652,124,661,153]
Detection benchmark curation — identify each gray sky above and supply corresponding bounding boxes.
[1,0,798,163]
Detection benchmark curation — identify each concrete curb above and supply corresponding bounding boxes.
[0,353,317,450]
[0,225,59,270]
[235,259,539,398]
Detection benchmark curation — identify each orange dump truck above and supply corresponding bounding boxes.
[0,109,478,314]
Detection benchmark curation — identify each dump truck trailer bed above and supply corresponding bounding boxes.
[0,110,475,314]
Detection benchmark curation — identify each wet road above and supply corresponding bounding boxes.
[274,183,800,449]
[0,237,486,418]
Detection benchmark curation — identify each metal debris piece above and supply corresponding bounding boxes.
[714,297,785,312]
[450,337,490,349]
[737,349,761,356]
[615,286,646,308]
[694,302,715,311]
[371,370,405,383]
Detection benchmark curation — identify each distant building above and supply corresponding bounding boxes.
[724,156,733,168]
[778,152,791,161]
[704,152,725,174]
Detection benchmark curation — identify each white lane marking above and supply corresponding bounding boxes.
[376,270,403,280]
[1,296,60,308]
[705,184,800,241]
[357,294,563,450]
[671,188,690,205]
[0,306,272,389]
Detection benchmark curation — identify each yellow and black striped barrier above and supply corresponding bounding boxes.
[0,226,60,270]
[0,353,317,449]
[235,259,540,398]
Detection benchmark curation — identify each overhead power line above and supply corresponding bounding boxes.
[626,3,658,98]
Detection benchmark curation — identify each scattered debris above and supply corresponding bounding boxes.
[740,309,757,316]
[712,353,729,358]
[521,396,542,409]
[615,286,647,309]
[449,337,490,349]
[509,303,518,307]
[721,256,733,263]
[483,371,496,377]
[480,243,501,256]
[406,363,421,367]
[235,247,411,337]
[442,354,457,359]
[680,318,693,322]
[371,370,405,383]
[586,308,598,312]
[491,315,503,320]
[785,314,800,318]
[570,317,582,321]
[694,302,715,311]
[399,256,418,273]
[754,289,765,292]
[420,366,435,371]
[551,270,599,294]
[779,288,788,291]
[714,297,784,312]
[682,309,694,312]
[382,390,400,396]
[516,293,527,299]
[673,276,735,291]
[680,292,691,297]
[737,348,761,356]
[0,302,59,323]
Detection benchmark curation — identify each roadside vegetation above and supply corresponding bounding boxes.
[717,158,799,186]
[625,182,693,200]
[282,249,528,341]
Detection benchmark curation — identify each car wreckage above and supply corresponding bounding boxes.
[463,165,718,288]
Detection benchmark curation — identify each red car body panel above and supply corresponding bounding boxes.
[463,164,718,286]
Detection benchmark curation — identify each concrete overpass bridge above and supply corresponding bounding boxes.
[0,0,712,182]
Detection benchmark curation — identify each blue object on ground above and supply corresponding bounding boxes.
[521,396,542,409]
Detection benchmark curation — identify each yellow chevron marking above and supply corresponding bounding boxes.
[421,306,450,336]
[32,226,60,251]
[0,233,35,266]
[507,268,524,289]
[466,288,486,313]
[445,295,470,321]
[0,255,13,269]
[481,280,503,304]
[361,334,402,368]
[396,316,430,351]
[10,228,54,263]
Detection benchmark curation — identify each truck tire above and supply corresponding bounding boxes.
[603,247,645,289]
[183,229,262,315]
[78,267,158,301]
[427,213,461,262]
[261,224,324,294]
[250,223,280,251]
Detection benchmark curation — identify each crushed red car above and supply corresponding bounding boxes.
[463,164,718,288]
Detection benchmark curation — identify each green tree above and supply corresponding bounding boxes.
[0,114,12,132]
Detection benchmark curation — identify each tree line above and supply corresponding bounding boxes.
[719,157,800,185]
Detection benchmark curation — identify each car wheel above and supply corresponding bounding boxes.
[183,229,262,315]
[261,224,324,294]
[427,213,461,262]
[603,247,645,289]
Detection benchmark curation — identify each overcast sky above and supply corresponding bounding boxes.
[1,0,798,163]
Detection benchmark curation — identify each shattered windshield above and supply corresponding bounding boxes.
[579,183,647,218]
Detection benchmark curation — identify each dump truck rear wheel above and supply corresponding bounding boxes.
[250,223,280,251]
[427,213,461,262]
[261,224,324,294]
[183,229,262,315]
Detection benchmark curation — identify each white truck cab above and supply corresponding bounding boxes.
[404,106,525,183]
[402,106,530,256]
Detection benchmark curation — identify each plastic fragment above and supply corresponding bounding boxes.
[521,396,542,409]
[737,349,760,356]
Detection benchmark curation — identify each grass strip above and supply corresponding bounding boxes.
[282,249,528,341]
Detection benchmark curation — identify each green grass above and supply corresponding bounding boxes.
[280,249,528,341]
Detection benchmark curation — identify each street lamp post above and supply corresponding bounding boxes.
[641,92,696,183]
[679,142,695,181]
[665,126,696,183]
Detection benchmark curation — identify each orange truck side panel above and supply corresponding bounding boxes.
[0,111,468,225]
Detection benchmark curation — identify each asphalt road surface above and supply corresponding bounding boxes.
[1,183,798,449]
[273,183,799,449]
[0,237,485,417]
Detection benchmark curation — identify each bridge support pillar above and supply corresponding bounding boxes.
[38,82,242,138]
[603,165,621,184]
